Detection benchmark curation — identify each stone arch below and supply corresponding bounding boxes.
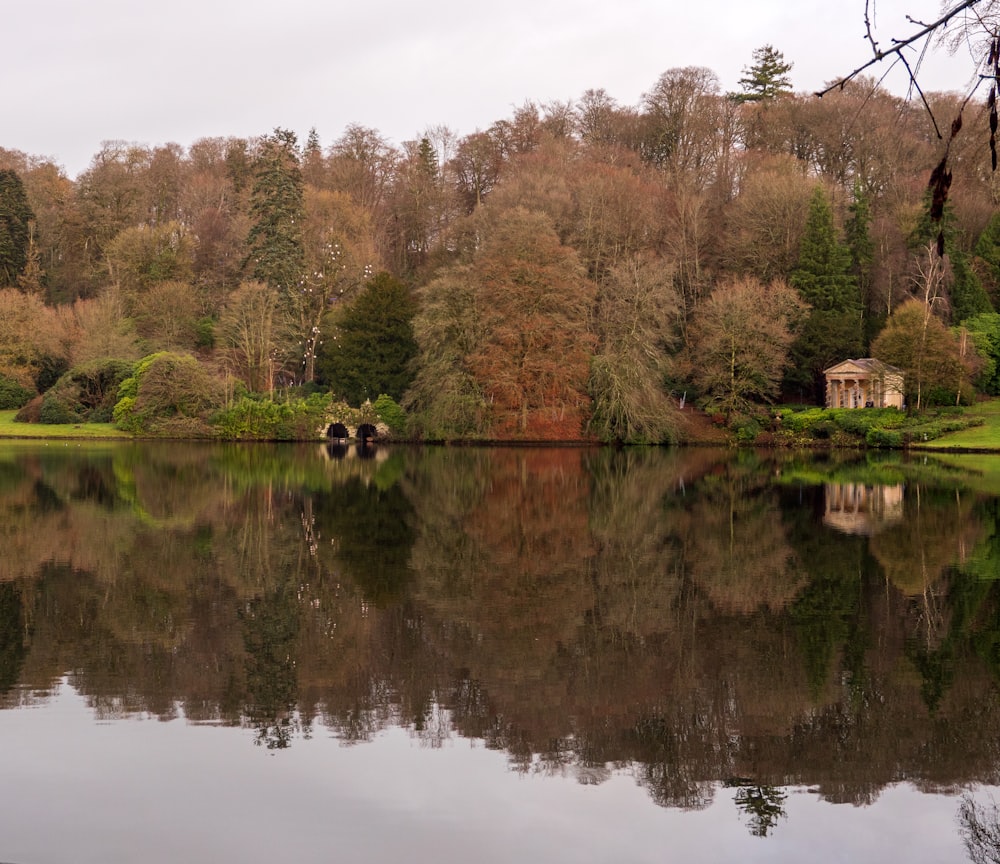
[326,422,349,440]
[357,423,377,442]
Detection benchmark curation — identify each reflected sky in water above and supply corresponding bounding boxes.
[1,442,1000,862]
[0,679,977,864]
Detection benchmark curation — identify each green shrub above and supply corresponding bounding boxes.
[866,427,904,448]
[113,352,221,434]
[373,393,407,434]
[39,359,134,424]
[39,394,79,424]
[732,415,763,443]
[831,410,874,435]
[0,376,33,410]
[195,317,215,349]
[906,416,985,443]
[811,419,837,439]
[779,408,827,434]
[211,393,330,440]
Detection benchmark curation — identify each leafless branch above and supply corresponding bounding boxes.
[816,0,987,98]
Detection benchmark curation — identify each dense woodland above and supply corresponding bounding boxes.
[4,48,1000,440]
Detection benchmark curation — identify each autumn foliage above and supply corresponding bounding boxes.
[3,52,1000,440]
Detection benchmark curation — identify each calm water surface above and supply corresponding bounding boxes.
[0,441,998,863]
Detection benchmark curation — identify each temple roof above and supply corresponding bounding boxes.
[824,358,904,377]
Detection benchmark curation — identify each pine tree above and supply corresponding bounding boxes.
[950,250,993,322]
[735,45,793,103]
[787,186,862,402]
[244,129,305,294]
[844,182,876,346]
[302,127,325,188]
[791,186,859,313]
[0,169,36,287]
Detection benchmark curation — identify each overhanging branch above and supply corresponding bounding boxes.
[816,0,987,97]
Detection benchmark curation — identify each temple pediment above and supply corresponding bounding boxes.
[823,359,905,409]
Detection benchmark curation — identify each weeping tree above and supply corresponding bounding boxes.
[588,255,683,443]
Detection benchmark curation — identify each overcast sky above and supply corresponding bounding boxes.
[4,0,987,178]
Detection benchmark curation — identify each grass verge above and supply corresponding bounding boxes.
[0,410,131,439]
[919,400,1000,451]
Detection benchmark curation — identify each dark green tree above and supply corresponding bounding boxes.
[791,187,858,311]
[734,45,793,103]
[317,272,418,405]
[302,126,325,188]
[845,181,878,348]
[974,211,1000,307]
[964,312,1000,395]
[723,779,788,837]
[951,250,993,322]
[786,186,862,402]
[0,169,36,287]
[244,129,305,293]
[910,192,992,323]
[0,583,28,694]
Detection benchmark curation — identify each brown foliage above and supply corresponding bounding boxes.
[468,208,596,438]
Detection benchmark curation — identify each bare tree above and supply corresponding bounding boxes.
[820,1,1000,253]
[959,792,1000,864]
[688,277,807,416]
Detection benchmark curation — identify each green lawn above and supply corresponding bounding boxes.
[0,410,131,439]
[921,400,1000,451]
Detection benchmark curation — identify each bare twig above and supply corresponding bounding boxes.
[816,0,987,97]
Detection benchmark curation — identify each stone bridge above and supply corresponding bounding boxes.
[322,420,383,442]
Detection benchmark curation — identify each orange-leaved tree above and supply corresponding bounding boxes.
[469,208,596,438]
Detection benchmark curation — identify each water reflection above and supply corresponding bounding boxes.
[1,443,1000,841]
[823,482,904,535]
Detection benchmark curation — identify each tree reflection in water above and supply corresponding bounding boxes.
[1,442,1000,837]
[724,778,788,837]
[959,793,1000,864]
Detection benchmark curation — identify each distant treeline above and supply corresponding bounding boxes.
[3,57,1000,440]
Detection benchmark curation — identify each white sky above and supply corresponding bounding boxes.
[4,0,988,178]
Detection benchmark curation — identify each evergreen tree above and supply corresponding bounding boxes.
[910,191,992,322]
[734,45,793,103]
[0,169,36,287]
[317,272,418,405]
[963,312,1000,395]
[974,211,1000,305]
[950,250,993,322]
[844,182,877,347]
[302,127,325,188]
[244,129,305,293]
[786,186,862,402]
[791,186,858,312]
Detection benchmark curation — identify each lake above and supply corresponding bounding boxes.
[0,441,998,863]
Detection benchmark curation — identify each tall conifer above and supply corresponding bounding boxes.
[0,169,35,287]
[786,186,862,402]
[244,129,305,294]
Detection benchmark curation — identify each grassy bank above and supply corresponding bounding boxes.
[2,400,999,449]
[919,400,1000,451]
[766,403,999,449]
[0,410,131,440]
